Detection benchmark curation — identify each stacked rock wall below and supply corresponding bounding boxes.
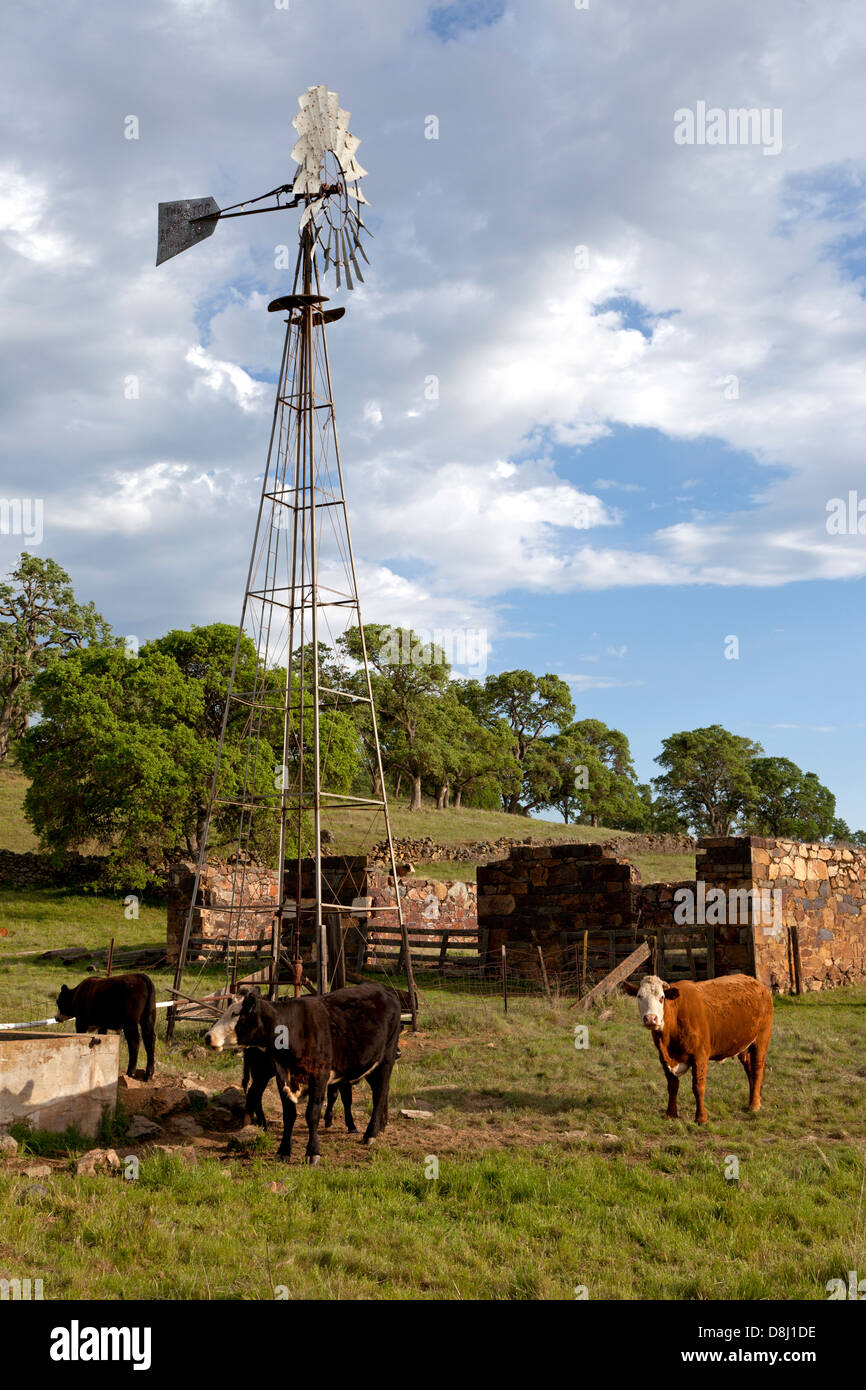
[166,861,280,964]
[477,844,637,973]
[699,837,866,992]
[166,856,477,964]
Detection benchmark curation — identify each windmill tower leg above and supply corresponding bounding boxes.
[167,242,417,1032]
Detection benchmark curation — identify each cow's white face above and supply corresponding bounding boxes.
[204,997,242,1051]
[636,975,668,1031]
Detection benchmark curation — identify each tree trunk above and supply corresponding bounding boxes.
[409,774,422,811]
[454,789,462,809]
[436,782,450,810]
[591,812,598,827]
[394,772,402,800]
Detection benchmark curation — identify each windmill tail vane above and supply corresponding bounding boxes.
[156,87,416,1031]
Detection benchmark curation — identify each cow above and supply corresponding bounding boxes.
[205,982,401,1163]
[55,973,156,1082]
[635,973,773,1125]
[204,995,356,1134]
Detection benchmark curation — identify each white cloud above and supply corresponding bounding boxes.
[0,165,86,265]
[185,346,266,414]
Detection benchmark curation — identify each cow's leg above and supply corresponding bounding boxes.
[363,1059,395,1143]
[274,1075,296,1160]
[340,1079,357,1133]
[245,1064,270,1129]
[323,1083,338,1129]
[691,1053,709,1125]
[303,1079,327,1165]
[140,1011,156,1082]
[748,1019,772,1112]
[123,1023,140,1078]
[664,1068,680,1119]
[655,1046,679,1118]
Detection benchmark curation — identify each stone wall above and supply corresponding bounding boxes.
[477,844,638,974]
[0,849,106,890]
[166,861,280,964]
[477,837,866,993]
[166,856,477,965]
[366,869,476,944]
[637,879,701,934]
[699,837,866,992]
[372,830,694,867]
[167,837,866,992]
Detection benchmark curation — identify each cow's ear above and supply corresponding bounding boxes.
[663,986,679,1000]
[620,980,639,996]
[240,990,258,1013]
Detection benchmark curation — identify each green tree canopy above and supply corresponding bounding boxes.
[746,756,838,841]
[653,724,763,837]
[473,670,575,814]
[19,623,359,889]
[0,553,112,762]
[339,624,452,810]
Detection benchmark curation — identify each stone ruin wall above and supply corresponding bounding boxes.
[478,837,866,993]
[166,855,476,965]
[699,837,866,992]
[476,843,639,975]
[167,836,866,993]
[166,861,280,964]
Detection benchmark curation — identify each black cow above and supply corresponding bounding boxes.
[211,982,401,1164]
[241,1046,356,1133]
[55,973,156,1081]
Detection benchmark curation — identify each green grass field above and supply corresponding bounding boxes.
[1,886,864,1300]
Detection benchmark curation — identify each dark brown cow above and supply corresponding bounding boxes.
[56,973,156,1081]
[635,973,772,1124]
[206,982,401,1164]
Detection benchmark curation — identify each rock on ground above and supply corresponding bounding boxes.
[76,1148,121,1176]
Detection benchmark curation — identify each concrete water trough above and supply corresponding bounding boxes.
[0,1032,120,1137]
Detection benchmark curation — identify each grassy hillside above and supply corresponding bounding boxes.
[0,767,38,853]
[0,767,694,884]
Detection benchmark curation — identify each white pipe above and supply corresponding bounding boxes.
[0,1017,58,1031]
[0,1000,178,1031]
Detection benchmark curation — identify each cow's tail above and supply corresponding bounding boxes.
[143,973,157,1022]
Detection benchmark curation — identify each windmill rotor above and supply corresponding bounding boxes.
[155,83,370,291]
[291,84,370,290]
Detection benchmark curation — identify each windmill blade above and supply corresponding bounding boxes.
[156,197,220,265]
[340,229,355,291]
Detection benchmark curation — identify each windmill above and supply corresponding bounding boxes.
[158,85,417,1029]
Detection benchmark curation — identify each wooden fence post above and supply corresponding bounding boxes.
[501,943,508,1013]
[536,944,552,1003]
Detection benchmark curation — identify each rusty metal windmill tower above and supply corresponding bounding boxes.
[157,85,416,1027]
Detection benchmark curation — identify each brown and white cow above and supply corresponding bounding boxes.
[635,973,772,1124]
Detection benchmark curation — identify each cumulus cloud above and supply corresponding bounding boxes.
[3,0,866,647]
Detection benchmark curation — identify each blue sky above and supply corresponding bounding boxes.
[1,0,865,827]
